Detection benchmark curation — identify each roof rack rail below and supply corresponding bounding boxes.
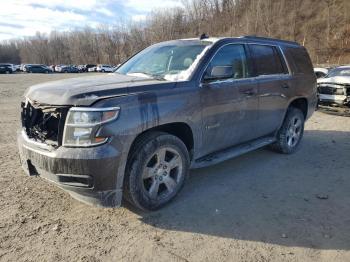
[241,35,300,46]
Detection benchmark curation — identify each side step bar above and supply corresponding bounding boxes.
[191,136,276,169]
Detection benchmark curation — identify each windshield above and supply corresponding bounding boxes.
[326,68,350,78]
[116,41,212,81]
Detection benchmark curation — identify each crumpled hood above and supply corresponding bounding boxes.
[25,73,174,106]
[317,76,350,85]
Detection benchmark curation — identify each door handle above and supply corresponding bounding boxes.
[282,83,289,89]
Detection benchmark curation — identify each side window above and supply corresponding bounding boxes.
[287,47,314,75]
[205,44,249,80]
[250,44,287,76]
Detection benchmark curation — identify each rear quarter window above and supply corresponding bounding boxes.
[286,47,314,75]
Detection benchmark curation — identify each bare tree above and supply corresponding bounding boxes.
[0,0,349,65]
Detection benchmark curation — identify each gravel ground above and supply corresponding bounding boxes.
[0,74,350,262]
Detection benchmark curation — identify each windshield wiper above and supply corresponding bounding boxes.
[150,74,166,81]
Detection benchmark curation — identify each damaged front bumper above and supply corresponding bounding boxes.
[319,93,349,105]
[318,84,350,105]
[17,130,123,207]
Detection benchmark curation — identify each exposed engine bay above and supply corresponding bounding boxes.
[21,100,69,147]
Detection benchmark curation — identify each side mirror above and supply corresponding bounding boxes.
[204,66,233,81]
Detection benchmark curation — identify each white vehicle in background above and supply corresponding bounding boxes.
[13,64,20,72]
[55,65,65,72]
[317,66,350,106]
[88,66,97,72]
[96,64,114,72]
[314,67,329,79]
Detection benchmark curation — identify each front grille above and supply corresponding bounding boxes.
[318,85,344,95]
[21,101,68,147]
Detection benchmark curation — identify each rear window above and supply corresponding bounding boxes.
[287,47,314,74]
[250,44,287,76]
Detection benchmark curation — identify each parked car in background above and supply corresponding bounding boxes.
[23,64,46,72]
[60,65,80,73]
[18,36,317,211]
[317,65,350,106]
[88,66,97,72]
[84,64,96,72]
[13,64,21,72]
[26,65,52,73]
[96,64,114,72]
[49,65,57,72]
[0,64,13,74]
[77,65,85,72]
[314,67,328,79]
[55,65,65,72]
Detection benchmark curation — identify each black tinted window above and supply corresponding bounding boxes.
[288,47,314,74]
[206,44,249,79]
[250,45,287,76]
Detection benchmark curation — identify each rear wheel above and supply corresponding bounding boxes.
[124,132,190,211]
[270,107,305,154]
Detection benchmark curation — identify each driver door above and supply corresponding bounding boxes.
[200,44,259,156]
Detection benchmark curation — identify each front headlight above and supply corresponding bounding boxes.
[63,107,120,147]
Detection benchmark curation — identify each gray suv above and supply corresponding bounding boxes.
[18,36,317,211]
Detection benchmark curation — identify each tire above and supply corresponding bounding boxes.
[270,107,305,154]
[5,71,10,74]
[124,132,190,211]
[102,69,105,73]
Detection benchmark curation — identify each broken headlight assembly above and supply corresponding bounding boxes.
[62,107,120,147]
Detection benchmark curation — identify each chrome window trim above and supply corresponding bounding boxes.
[246,43,291,75]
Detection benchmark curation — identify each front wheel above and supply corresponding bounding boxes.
[270,107,305,154]
[124,132,190,211]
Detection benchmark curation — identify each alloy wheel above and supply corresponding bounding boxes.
[142,147,183,200]
[286,116,302,147]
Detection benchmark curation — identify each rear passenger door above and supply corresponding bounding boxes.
[200,44,258,155]
[248,44,292,137]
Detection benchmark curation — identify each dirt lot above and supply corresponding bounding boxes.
[0,74,350,262]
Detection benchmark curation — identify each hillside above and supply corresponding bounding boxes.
[0,0,349,65]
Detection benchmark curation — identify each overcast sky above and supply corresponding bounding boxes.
[0,0,183,41]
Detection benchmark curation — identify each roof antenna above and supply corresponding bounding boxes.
[200,33,209,40]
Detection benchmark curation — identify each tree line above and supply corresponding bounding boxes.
[0,0,349,66]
